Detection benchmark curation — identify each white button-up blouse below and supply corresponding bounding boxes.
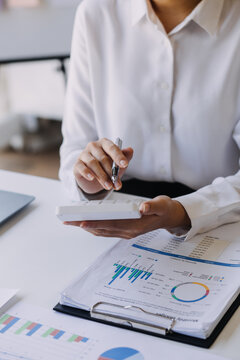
[59,0,240,239]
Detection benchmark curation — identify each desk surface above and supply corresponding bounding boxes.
[0,170,239,359]
[0,5,78,64]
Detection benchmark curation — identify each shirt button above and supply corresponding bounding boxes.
[160,82,169,90]
[160,166,167,175]
[159,125,166,133]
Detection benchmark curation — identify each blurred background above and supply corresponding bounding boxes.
[0,0,81,179]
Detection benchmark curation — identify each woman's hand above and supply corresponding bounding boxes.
[74,138,133,194]
[64,196,191,239]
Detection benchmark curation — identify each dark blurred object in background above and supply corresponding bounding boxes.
[9,117,62,153]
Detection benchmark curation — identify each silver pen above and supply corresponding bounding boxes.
[111,137,122,185]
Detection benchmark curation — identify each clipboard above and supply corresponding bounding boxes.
[54,292,240,348]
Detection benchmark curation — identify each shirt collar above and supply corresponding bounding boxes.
[131,0,147,27]
[179,0,225,36]
[131,0,225,36]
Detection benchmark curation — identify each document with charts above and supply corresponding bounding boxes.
[60,222,240,340]
[0,303,227,360]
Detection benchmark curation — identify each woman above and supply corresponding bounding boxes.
[60,0,240,240]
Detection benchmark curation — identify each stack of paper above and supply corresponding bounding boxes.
[0,288,18,311]
[60,225,240,340]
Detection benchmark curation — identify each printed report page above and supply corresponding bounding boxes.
[61,223,240,338]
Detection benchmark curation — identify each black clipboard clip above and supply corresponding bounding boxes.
[90,301,176,335]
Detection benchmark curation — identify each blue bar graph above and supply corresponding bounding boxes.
[81,337,88,343]
[0,317,20,333]
[0,313,91,347]
[54,330,65,339]
[108,264,152,285]
[27,324,42,336]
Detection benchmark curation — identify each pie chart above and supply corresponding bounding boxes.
[98,347,144,360]
[171,282,210,302]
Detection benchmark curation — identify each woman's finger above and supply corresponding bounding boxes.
[73,140,134,195]
[87,142,113,176]
[82,228,132,239]
[74,159,95,182]
[101,138,129,168]
[81,152,113,190]
[64,221,133,238]
[114,147,134,190]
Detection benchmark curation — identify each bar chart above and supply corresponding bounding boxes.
[0,315,20,334]
[108,263,152,285]
[15,321,42,336]
[0,309,94,360]
[0,313,89,344]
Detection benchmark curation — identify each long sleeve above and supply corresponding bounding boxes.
[59,0,240,235]
[176,119,240,240]
[59,3,97,200]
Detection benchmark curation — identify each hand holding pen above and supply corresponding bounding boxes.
[111,138,122,185]
[73,138,133,195]
[70,138,190,240]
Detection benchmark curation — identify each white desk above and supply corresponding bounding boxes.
[0,170,240,359]
[0,5,78,64]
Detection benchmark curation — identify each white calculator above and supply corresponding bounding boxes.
[56,199,143,221]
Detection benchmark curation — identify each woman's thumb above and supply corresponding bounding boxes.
[139,196,169,215]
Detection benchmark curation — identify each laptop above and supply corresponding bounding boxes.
[0,190,35,226]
